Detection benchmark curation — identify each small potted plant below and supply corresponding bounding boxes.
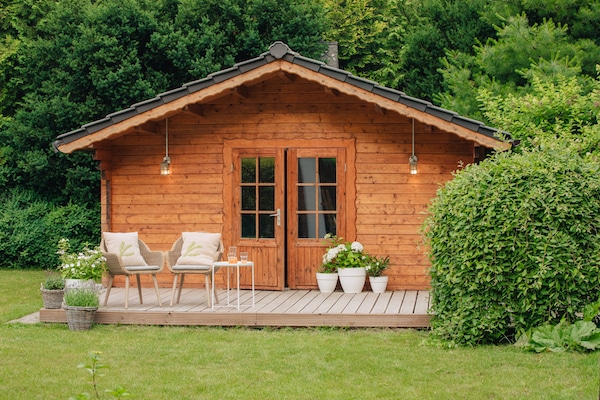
[40,274,65,309]
[366,255,390,293]
[56,238,106,293]
[63,285,100,331]
[320,233,369,293]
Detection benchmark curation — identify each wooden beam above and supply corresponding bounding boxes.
[133,121,158,134]
[231,85,249,99]
[182,103,204,116]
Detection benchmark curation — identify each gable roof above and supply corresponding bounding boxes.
[53,41,512,153]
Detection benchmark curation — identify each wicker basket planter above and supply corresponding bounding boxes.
[63,306,98,331]
[40,288,64,309]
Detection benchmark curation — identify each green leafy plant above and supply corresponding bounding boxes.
[69,351,130,399]
[64,288,100,308]
[517,320,600,353]
[42,274,65,290]
[320,233,369,272]
[365,255,390,277]
[57,238,106,282]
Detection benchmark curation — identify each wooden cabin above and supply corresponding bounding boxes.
[53,42,510,291]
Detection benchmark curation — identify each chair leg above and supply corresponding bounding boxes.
[152,274,162,307]
[125,275,130,309]
[103,275,114,306]
[177,274,185,304]
[204,275,212,308]
[136,275,143,305]
[170,275,178,307]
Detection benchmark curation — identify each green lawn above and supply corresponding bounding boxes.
[1,270,599,399]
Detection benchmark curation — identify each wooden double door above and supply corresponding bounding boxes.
[224,139,355,290]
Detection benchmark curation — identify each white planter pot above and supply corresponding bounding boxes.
[338,267,366,294]
[64,279,97,294]
[369,276,388,293]
[316,273,338,293]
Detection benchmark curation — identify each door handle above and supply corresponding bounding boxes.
[269,209,281,226]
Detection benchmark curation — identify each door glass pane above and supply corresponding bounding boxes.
[259,157,275,183]
[297,214,315,239]
[296,156,337,238]
[298,158,316,183]
[259,214,275,238]
[319,186,336,211]
[241,158,256,183]
[259,186,274,211]
[241,214,256,238]
[241,187,256,211]
[297,186,316,211]
[240,156,275,239]
[318,158,336,183]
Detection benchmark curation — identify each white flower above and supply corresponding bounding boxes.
[351,242,363,252]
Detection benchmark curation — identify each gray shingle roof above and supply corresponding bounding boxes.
[53,41,511,150]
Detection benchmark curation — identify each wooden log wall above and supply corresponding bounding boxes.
[101,75,474,290]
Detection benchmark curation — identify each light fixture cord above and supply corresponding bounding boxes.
[165,118,169,158]
[411,118,415,156]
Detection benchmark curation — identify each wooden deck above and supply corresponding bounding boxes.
[39,288,432,328]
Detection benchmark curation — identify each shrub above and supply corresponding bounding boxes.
[0,189,100,270]
[423,146,600,345]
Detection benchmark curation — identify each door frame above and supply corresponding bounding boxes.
[223,139,356,289]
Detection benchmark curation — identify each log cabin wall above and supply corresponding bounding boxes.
[102,74,474,289]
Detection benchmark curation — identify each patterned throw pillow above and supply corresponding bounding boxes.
[176,232,221,266]
[103,232,148,266]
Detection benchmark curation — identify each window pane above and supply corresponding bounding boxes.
[259,186,274,211]
[259,214,275,238]
[298,214,316,238]
[241,214,256,238]
[321,213,337,237]
[319,186,336,211]
[259,157,275,183]
[318,158,336,183]
[241,187,256,211]
[298,158,316,183]
[241,158,256,183]
[297,186,316,211]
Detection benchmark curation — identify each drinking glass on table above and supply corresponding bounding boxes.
[240,252,249,263]
[227,247,237,263]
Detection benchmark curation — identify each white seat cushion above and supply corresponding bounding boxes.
[125,265,160,272]
[176,232,221,266]
[103,232,148,267]
[172,264,211,271]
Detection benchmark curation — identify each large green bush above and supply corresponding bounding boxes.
[0,189,99,270]
[423,146,600,345]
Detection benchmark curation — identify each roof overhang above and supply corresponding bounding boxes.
[54,42,511,154]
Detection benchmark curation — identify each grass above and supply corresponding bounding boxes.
[1,270,599,399]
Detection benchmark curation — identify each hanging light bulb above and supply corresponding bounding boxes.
[160,118,171,175]
[409,118,418,175]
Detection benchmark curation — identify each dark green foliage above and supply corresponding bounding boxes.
[0,189,100,270]
[424,148,600,345]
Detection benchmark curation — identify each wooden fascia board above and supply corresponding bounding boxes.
[57,62,285,154]
[280,63,510,151]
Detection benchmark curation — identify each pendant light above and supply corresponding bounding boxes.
[160,118,171,175]
[409,118,418,175]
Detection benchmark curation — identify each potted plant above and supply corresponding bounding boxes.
[366,255,390,293]
[316,249,339,293]
[321,233,368,293]
[56,238,106,293]
[63,286,100,331]
[40,274,65,309]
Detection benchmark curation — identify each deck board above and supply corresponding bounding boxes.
[39,288,432,328]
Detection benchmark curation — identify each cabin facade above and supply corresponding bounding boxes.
[54,42,510,292]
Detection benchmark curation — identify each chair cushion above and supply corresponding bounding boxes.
[176,232,221,266]
[172,264,211,271]
[125,265,161,272]
[103,232,148,267]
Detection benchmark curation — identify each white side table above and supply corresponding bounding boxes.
[211,261,255,311]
